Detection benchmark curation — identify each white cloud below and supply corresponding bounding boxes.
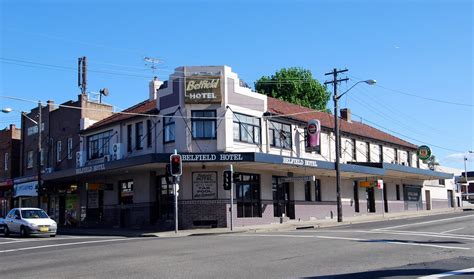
[444,152,474,162]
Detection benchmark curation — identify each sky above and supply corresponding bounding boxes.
[0,0,472,170]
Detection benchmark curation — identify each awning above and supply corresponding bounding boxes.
[347,162,453,180]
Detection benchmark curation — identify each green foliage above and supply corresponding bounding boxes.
[424,155,439,170]
[255,67,330,111]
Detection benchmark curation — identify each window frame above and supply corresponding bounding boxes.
[314,179,322,202]
[303,128,321,154]
[135,122,144,150]
[379,145,383,163]
[146,119,153,148]
[233,112,261,145]
[366,142,371,162]
[191,110,217,140]
[27,150,34,169]
[67,138,73,160]
[119,179,134,205]
[269,121,292,150]
[304,181,312,201]
[396,184,401,200]
[56,140,62,163]
[352,139,357,161]
[87,130,113,160]
[127,124,132,152]
[235,173,261,218]
[163,114,176,143]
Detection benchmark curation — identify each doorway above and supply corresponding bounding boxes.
[383,185,388,213]
[447,190,454,208]
[425,190,431,210]
[366,187,376,213]
[157,176,174,220]
[353,181,359,213]
[272,177,294,219]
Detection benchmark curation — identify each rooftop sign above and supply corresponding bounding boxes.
[184,76,222,104]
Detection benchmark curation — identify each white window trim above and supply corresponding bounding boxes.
[67,138,73,160]
[4,152,8,171]
[57,141,62,163]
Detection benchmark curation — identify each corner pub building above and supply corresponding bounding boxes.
[42,66,452,229]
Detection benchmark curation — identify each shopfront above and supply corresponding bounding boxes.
[13,180,38,208]
[0,180,13,217]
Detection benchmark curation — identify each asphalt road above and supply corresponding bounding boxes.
[0,211,473,279]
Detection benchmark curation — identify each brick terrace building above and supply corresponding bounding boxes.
[0,124,21,216]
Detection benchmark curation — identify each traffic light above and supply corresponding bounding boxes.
[170,154,182,176]
[223,170,232,190]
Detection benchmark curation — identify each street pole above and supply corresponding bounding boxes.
[325,68,348,223]
[230,164,233,231]
[37,101,42,209]
[464,151,472,201]
[174,176,179,234]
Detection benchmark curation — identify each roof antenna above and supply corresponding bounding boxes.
[144,57,164,79]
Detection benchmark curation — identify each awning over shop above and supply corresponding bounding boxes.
[14,181,38,197]
[347,162,453,180]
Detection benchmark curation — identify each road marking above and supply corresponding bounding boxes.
[0,238,139,254]
[374,214,474,231]
[226,234,470,250]
[298,229,474,241]
[440,227,465,234]
[418,267,474,278]
[0,236,119,245]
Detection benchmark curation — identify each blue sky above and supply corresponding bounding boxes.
[1,0,472,170]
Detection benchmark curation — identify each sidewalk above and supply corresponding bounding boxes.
[57,206,470,238]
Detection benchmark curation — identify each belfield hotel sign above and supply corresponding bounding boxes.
[185,76,222,104]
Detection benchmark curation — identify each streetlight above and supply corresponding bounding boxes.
[463,151,473,202]
[325,70,376,223]
[2,102,43,208]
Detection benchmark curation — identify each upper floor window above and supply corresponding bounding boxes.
[192,110,216,140]
[269,121,292,149]
[352,139,357,161]
[164,114,175,143]
[379,145,383,163]
[56,141,62,163]
[146,120,153,148]
[233,113,261,144]
[4,152,8,171]
[439,179,445,185]
[67,138,73,160]
[407,151,412,166]
[27,150,34,169]
[87,130,113,160]
[127,125,132,152]
[366,142,371,162]
[394,148,398,163]
[135,122,144,150]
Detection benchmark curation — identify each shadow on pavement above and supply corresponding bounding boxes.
[359,239,464,245]
[57,227,157,238]
[305,268,450,278]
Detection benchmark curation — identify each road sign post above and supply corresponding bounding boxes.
[170,150,182,234]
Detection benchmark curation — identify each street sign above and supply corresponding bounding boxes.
[377,179,384,190]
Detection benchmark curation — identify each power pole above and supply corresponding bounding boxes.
[78,57,87,95]
[37,101,42,208]
[325,68,348,223]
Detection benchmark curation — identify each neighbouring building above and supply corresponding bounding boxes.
[423,166,463,209]
[42,66,453,230]
[0,124,21,217]
[15,94,113,223]
[458,171,474,204]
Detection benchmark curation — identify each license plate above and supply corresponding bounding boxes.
[40,227,49,232]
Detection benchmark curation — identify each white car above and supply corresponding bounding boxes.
[3,208,57,237]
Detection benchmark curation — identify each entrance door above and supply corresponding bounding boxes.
[272,177,293,219]
[353,182,359,213]
[383,185,388,213]
[425,190,431,210]
[157,176,174,220]
[366,187,376,213]
[447,190,454,208]
[58,195,66,225]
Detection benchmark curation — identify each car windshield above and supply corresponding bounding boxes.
[21,209,49,219]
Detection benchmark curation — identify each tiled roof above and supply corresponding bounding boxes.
[86,99,157,131]
[267,97,417,149]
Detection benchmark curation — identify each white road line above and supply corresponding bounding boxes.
[0,236,119,245]
[418,267,474,278]
[0,238,137,254]
[226,234,470,250]
[297,229,474,241]
[440,227,465,234]
[374,214,474,231]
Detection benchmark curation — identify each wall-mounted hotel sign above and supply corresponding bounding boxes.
[184,75,222,104]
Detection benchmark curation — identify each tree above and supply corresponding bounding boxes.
[255,67,330,111]
[424,155,439,170]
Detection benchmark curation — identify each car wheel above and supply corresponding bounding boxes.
[3,226,10,237]
[50,234,56,237]
[20,226,28,238]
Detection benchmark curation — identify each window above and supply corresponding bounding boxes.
[407,152,412,166]
[4,152,8,171]
[119,180,134,205]
[235,173,261,218]
[394,148,398,163]
[87,130,113,159]
[40,148,44,166]
[164,114,175,143]
[27,151,34,169]
[366,142,371,162]
[135,122,144,150]
[396,184,400,200]
[352,139,357,161]
[269,121,292,149]
[56,141,62,163]
[127,125,132,152]
[315,179,322,202]
[439,179,445,186]
[379,145,383,163]
[67,138,73,160]
[27,122,45,136]
[305,181,312,201]
[192,110,216,139]
[146,119,153,148]
[233,113,261,144]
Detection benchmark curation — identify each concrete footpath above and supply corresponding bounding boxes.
[57,206,473,238]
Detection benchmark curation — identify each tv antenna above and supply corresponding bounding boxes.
[144,57,164,78]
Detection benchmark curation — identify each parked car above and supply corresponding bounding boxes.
[3,208,57,237]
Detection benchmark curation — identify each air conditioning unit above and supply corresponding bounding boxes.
[112,143,122,160]
[104,155,111,162]
[76,151,84,168]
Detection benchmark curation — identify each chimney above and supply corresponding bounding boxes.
[340,108,352,123]
[149,77,163,100]
[47,100,55,110]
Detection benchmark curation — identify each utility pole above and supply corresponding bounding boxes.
[78,57,87,95]
[37,101,42,208]
[325,68,348,223]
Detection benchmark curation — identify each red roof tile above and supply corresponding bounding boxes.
[267,97,417,149]
[86,99,157,131]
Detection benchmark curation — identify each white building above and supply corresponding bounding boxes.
[43,66,454,229]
